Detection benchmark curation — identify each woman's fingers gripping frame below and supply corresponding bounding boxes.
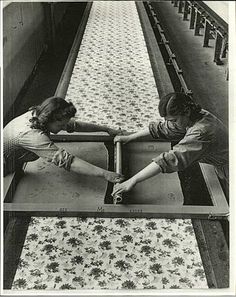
[111,183,123,197]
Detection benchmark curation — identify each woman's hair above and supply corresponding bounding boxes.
[159,92,202,121]
[29,96,76,131]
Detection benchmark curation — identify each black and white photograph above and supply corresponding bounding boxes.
[1,0,235,295]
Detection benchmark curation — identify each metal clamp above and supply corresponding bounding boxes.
[208,212,229,221]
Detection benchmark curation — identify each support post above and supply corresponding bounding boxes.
[203,19,212,47]
[178,1,183,13]
[173,1,178,8]
[194,10,202,36]
[214,31,223,65]
[189,5,196,29]
[221,37,228,59]
[183,1,189,20]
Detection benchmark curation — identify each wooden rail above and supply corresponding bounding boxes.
[3,202,229,220]
[144,3,192,94]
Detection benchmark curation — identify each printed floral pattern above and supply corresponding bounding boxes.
[12,1,208,290]
[66,1,161,132]
[12,217,208,290]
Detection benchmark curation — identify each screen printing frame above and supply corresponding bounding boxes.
[3,133,229,220]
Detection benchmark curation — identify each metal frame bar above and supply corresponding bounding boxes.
[115,141,122,174]
[4,134,229,220]
[113,141,123,204]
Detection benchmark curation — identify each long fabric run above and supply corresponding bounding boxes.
[12,1,208,290]
[66,1,161,131]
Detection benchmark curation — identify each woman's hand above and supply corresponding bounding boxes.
[114,135,131,144]
[112,178,136,196]
[103,171,125,183]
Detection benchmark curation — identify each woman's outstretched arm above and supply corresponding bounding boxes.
[114,127,153,144]
[70,156,124,183]
[66,119,121,136]
[19,130,124,183]
[112,162,161,195]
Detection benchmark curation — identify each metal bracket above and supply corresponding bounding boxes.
[208,212,229,221]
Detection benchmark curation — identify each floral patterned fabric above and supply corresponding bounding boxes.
[66,1,161,132]
[12,217,207,290]
[11,1,208,290]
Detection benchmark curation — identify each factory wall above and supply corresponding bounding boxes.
[3,2,68,118]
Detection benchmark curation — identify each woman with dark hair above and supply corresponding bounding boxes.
[4,96,124,183]
[112,92,228,197]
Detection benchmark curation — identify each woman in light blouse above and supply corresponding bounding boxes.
[4,96,124,184]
